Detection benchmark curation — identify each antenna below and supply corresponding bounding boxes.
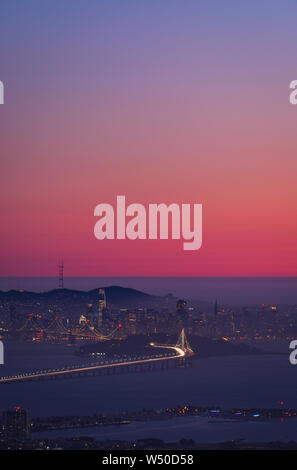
[58,261,64,289]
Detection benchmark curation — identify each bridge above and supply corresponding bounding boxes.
[0,329,194,385]
[16,315,121,341]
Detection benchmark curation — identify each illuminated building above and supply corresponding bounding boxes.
[128,311,137,335]
[79,314,87,325]
[176,299,187,313]
[98,288,107,329]
[2,407,30,440]
[176,299,188,329]
[85,304,94,326]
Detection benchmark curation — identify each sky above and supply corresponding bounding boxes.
[0,0,297,277]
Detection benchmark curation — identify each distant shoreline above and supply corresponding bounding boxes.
[0,276,296,304]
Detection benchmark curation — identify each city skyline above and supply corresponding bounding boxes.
[1,0,297,456]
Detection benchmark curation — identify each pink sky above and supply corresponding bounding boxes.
[1,1,297,276]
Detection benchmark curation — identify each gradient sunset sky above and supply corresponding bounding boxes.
[1,0,297,277]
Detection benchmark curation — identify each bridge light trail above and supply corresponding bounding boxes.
[0,345,187,385]
[0,329,193,385]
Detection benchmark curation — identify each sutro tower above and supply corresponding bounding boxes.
[58,261,64,289]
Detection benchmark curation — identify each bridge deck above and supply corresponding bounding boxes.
[0,345,188,385]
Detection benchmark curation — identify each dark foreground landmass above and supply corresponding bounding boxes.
[1,437,297,450]
[2,405,297,450]
[30,405,297,433]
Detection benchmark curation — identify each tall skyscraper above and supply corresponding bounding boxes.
[176,299,187,328]
[85,303,94,326]
[176,299,187,313]
[2,407,30,440]
[98,288,107,329]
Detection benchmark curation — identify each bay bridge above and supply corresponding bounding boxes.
[0,329,194,385]
[16,314,121,341]
[12,286,117,342]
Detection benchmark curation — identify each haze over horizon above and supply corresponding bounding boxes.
[0,276,296,305]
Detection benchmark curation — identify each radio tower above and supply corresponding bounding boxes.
[58,261,64,289]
